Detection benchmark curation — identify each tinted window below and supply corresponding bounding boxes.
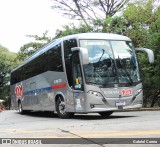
[11,67,23,85]
[11,43,63,85]
[47,43,63,71]
[64,39,78,87]
[23,53,48,80]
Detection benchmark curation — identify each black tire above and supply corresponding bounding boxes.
[56,97,74,119]
[99,111,114,118]
[18,101,25,115]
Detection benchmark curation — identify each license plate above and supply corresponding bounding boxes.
[116,101,126,106]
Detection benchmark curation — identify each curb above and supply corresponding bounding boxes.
[118,107,160,112]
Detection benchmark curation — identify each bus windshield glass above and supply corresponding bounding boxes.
[80,40,140,86]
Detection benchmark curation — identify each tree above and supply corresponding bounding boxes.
[51,0,129,30]
[17,31,52,61]
[0,45,17,108]
[55,23,90,38]
[101,16,130,33]
[123,0,160,107]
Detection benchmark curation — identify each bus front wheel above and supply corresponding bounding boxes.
[56,97,73,119]
[99,111,113,118]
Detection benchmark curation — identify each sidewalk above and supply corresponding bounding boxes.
[0,110,6,123]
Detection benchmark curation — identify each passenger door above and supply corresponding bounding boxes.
[71,51,85,112]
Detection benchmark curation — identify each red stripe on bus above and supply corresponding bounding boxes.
[51,84,66,89]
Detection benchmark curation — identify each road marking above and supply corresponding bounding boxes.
[35,130,160,138]
[0,129,57,133]
[78,130,160,137]
[1,129,160,138]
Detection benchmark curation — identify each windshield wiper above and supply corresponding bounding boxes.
[118,56,133,85]
[98,49,105,66]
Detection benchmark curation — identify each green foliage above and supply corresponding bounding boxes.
[17,31,51,61]
[18,42,44,61]
[0,45,17,105]
[103,16,127,33]
[123,0,154,46]
[123,0,160,107]
[55,23,90,38]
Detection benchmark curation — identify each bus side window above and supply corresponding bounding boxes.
[11,67,23,84]
[47,43,63,72]
[72,51,84,91]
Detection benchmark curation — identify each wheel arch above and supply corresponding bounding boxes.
[55,92,66,106]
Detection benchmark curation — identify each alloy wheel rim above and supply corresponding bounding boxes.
[59,102,66,115]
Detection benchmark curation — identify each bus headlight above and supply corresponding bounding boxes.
[87,91,103,97]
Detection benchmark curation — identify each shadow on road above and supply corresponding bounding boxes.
[17,111,59,118]
[70,114,137,120]
[16,111,137,120]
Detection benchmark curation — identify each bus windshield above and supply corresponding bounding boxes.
[80,40,140,87]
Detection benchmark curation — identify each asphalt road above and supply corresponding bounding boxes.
[0,110,160,146]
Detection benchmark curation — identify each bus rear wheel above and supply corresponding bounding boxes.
[56,97,73,119]
[99,111,113,118]
[18,101,24,115]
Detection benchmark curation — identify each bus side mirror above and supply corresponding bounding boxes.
[135,48,154,63]
[71,47,89,65]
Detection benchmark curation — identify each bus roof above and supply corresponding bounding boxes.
[12,33,131,72]
[63,33,131,41]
